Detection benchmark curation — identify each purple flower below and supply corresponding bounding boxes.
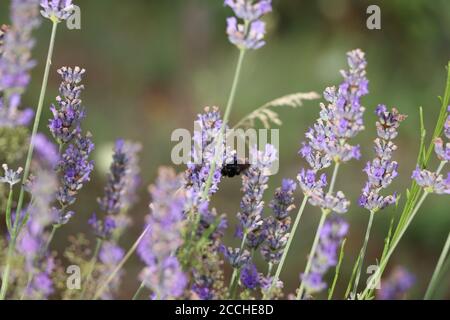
[98,139,141,215]
[240,263,260,290]
[33,133,59,168]
[137,167,187,299]
[0,0,40,127]
[89,213,116,240]
[40,0,74,21]
[220,246,251,269]
[140,257,187,299]
[185,107,233,208]
[300,49,368,168]
[261,179,297,265]
[224,0,272,21]
[359,106,405,212]
[55,132,94,224]
[378,266,415,300]
[412,167,450,194]
[226,18,266,50]
[49,66,86,145]
[301,216,348,295]
[297,169,327,197]
[224,0,271,50]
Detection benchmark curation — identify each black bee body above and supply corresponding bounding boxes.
[221,158,251,178]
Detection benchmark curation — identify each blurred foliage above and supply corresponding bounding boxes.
[1,0,450,298]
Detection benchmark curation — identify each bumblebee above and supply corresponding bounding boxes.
[221,158,251,178]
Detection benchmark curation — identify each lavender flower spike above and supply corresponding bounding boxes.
[261,179,297,265]
[301,216,348,296]
[359,106,406,212]
[0,0,40,127]
[40,0,74,22]
[49,66,86,145]
[55,132,94,224]
[300,49,369,169]
[137,167,187,299]
[238,144,277,249]
[98,139,142,216]
[225,0,272,50]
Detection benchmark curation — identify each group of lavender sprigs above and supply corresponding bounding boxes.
[0,0,449,301]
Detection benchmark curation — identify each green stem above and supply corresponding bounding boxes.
[132,280,146,300]
[296,210,328,300]
[5,186,13,234]
[93,224,150,300]
[361,191,430,299]
[229,232,248,299]
[296,162,340,300]
[351,210,375,299]
[328,239,346,300]
[200,49,247,202]
[328,162,340,194]
[80,238,103,300]
[0,21,59,301]
[424,232,450,300]
[269,196,309,294]
[361,161,446,299]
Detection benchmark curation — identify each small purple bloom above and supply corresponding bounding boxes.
[40,0,74,21]
[261,179,297,264]
[225,0,271,50]
[359,106,405,212]
[137,167,187,299]
[412,167,450,194]
[378,266,415,300]
[240,263,260,290]
[301,216,348,296]
[0,0,40,127]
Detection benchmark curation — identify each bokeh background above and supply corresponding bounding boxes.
[1,0,450,299]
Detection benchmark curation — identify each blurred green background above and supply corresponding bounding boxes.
[1,0,450,299]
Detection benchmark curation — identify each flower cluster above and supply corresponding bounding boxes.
[49,66,86,145]
[359,105,405,212]
[378,266,415,300]
[137,167,187,299]
[55,132,94,224]
[98,139,142,216]
[185,107,233,206]
[48,66,93,225]
[225,0,272,50]
[222,145,277,291]
[40,0,74,22]
[261,179,297,265]
[0,163,23,187]
[413,106,450,194]
[238,144,277,247]
[17,170,58,299]
[301,216,348,295]
[300,49,368,170]
[297,169,349,214]
[0,0,40,127]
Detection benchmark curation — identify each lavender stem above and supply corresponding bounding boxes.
[351,210,375,299]
[425,232,450,299]
[0,21,59,300]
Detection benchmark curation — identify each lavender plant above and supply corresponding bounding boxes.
[0,0,449,302]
